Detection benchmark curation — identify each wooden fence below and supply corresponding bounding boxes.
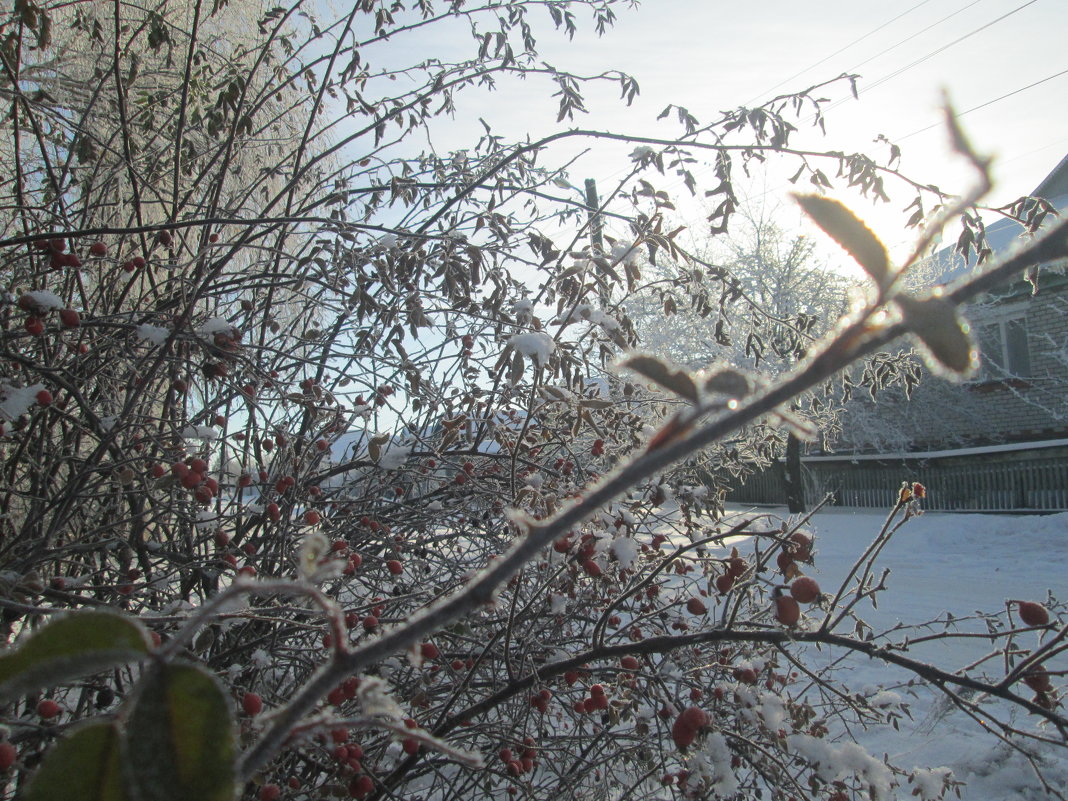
[724,451,1068,512]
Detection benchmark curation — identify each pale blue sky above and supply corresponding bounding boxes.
[358,0,1068,265]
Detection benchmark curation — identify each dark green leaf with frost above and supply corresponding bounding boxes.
[26,722,130,801]
[0,610,151,703]
[125,662,236,801]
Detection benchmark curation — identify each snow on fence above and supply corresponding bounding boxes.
[724,450,1068,512]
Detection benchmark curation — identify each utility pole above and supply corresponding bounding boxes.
[583,178,604,257]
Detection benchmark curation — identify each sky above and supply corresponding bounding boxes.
[390,0,1068,270]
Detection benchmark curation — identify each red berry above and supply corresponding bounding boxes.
[181,471,203,489]
[402,737,419,755]
[258,784,281,801]
[349,775,374,799]
[24,316,44,335]
[775,595,801,626]
[237,565,257,578]
[58,308,81,327]
[35,389,53,407]
[733,667,757,685]
[620,656,640,671]
[37,699,61,719]
[304,510,321,526]
[1018,601,1050,627]
[208,233,220,243]
[0,742,16,771]
[266,502,281,522]
[685,597,707,615]
[786,531,813,561]
[790,576,821,604]
[362,615,378,631]
[420,642,440,660]
[453,472,467,485]
[1023,667,1053,692]
[386,559,403,575]
[88,241,108,257]
[242,692,263,716]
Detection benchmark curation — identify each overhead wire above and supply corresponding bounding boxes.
[895,66,1068,141]
[741,0,939,106]
[630,0,1052,234]
[820,0,1042,115]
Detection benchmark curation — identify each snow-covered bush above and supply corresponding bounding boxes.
[0,3,1065,801]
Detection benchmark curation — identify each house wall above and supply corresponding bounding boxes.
[834,274,1068,454]
[960,281,1068,441]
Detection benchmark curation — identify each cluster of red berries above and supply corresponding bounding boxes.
[528,688,552,713]
[715,550,749,594]
[573,683,610,715]
[498,737,537,778]
[670,705,708,748]
[17,292,81,337]
[32,237,84,269]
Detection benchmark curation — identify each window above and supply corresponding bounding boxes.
[975,311,1031,379]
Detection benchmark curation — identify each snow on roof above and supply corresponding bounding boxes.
[926,152,1068,285]
[807,436,1068,462]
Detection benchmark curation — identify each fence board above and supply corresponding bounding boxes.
[722,451,1068,512]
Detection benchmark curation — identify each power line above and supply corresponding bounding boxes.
[822,0,1041,114]
[649,0,1046,208]
[844,0,986,76]
[742,0,938,106]
[897,66,1068,141]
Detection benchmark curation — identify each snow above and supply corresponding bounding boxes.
[719,503,1068,800]
[24,290,64,311]
[508,332,555,367]
[610,536,639,570]
[0,382,46,421]
[378,442,412,470]
[135,323,170,345]
[180,425,220,440]
[511,299,534,323]
[809,436,1068,462]
[195,317,237,336]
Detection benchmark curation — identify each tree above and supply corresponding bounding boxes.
[627,202,861,512]
[0,3,1067,801]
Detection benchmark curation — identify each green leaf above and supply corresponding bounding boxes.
[125,662,236,801]
[0,610,151,703]
[618,354,699,403]
[26,721,130,801]
[895,295,978,378]
[793,194,891,289]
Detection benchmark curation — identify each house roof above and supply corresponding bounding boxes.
[926,153,1068,285]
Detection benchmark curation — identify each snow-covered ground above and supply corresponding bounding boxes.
[728,504,1068,800]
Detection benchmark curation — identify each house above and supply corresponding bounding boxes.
[729,153,1068,511]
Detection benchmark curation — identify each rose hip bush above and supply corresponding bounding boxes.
[0,2,1066,800]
